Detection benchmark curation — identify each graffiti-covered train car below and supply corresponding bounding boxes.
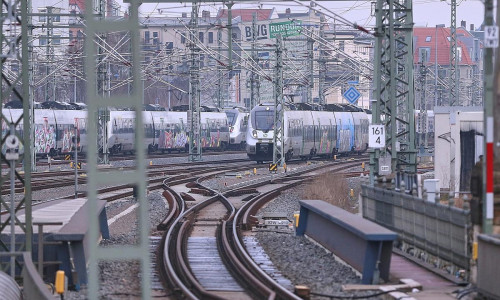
[1,108,87,157]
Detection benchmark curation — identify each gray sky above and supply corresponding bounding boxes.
[136,0,487,30]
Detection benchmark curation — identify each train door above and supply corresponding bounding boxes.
[74,116,87,153]
[34,110,57,156]
[335,112,351,153]
[352,112,362,151]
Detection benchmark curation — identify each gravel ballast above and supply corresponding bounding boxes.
[254,176,384,299]
[66,191,168,299]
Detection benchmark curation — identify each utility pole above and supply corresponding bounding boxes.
[419,54,428,150]
[44,6,54,102]
[217,19,223,108]
[226,2,234,106]
[318,15,326,105]
[188,2,202,162]
[250,12,259,109]
[449,0,458,106]
[96,0,109,164]
[226,2,233,72]
[370,0,416,186]
[28,2,36,172]
[483,0,495,233]
[273,34,284,167]
[307,28,314,103]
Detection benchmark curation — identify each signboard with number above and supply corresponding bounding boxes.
[369,125,385,148]
[269,20,302,38]
[484,25,499,48]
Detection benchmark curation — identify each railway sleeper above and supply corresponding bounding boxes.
[180,192,196,201]
[241,193,260,202]
[189,188,214,196]
[225,188,258,197]
[241,216,259,231]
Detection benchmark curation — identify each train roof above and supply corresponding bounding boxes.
[253,102,367,112]
[322,103,365,112]
[223,106,248,112]
[171,105,221,112]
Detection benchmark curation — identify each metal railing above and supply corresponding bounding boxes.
[361,184,471,282]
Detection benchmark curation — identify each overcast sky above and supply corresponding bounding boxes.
[136,0,487,30]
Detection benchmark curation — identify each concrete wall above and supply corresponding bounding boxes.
[434,106,483,193]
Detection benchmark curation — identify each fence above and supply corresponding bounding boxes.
[361,184,471,282]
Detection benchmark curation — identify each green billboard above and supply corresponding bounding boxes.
[269,20,302,38]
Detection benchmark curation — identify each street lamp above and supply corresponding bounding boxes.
[435,24,445,107]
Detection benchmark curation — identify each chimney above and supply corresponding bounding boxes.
[470,24,474,31]
[182,12,187,18]
[286,8,291,14]
[202,10,210,19]
[460,20,466,28]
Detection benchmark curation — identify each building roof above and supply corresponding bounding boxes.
[413,27,474,65]
[140,16,216,27]
[69,0,85,12]
[216,9,274,22]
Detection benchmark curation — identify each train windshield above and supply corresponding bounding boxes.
[225,112,237,126]
[253,110,274,131]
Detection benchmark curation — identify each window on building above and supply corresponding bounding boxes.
[145,31,150,44]
[199,32,204,43]
[425,36,431,42]
[39,8,46,22]
[181,33,186,44]
[208,32,214,43]
[165,42,173,53]
[438,69,447,78]
[418,47,431,62]
[52,35,61,45]
[339,41,345,51]
[69,10,77,24]
[39,37,47,46]
[457,47,462,62]
[10,61,19,72]
[153,32,159,45]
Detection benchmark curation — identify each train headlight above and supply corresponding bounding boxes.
[230,126,234,133]
[252,130,257,138]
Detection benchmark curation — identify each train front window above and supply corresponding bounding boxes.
[253,110,274,131]
[225,112,236,126]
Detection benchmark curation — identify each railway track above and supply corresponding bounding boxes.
[158,158,367,299]
[0,150,246,168]
[0,157,252,195]
[0,158,255,216]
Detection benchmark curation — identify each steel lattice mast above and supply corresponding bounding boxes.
[273,34,284,166]
[449,0,458,106]
[250,12,259,109]
[97,0,109,165]
[0,0,32,275]
[370,0,416,182]
[85,0,151,297]
[318,14,326,105]
[188,2,202,162]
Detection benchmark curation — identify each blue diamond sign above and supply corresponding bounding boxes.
[343,86,361,104]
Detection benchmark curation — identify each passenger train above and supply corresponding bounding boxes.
[246,103,370,163]
[224,106,249,150]
[1,107,230,157]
